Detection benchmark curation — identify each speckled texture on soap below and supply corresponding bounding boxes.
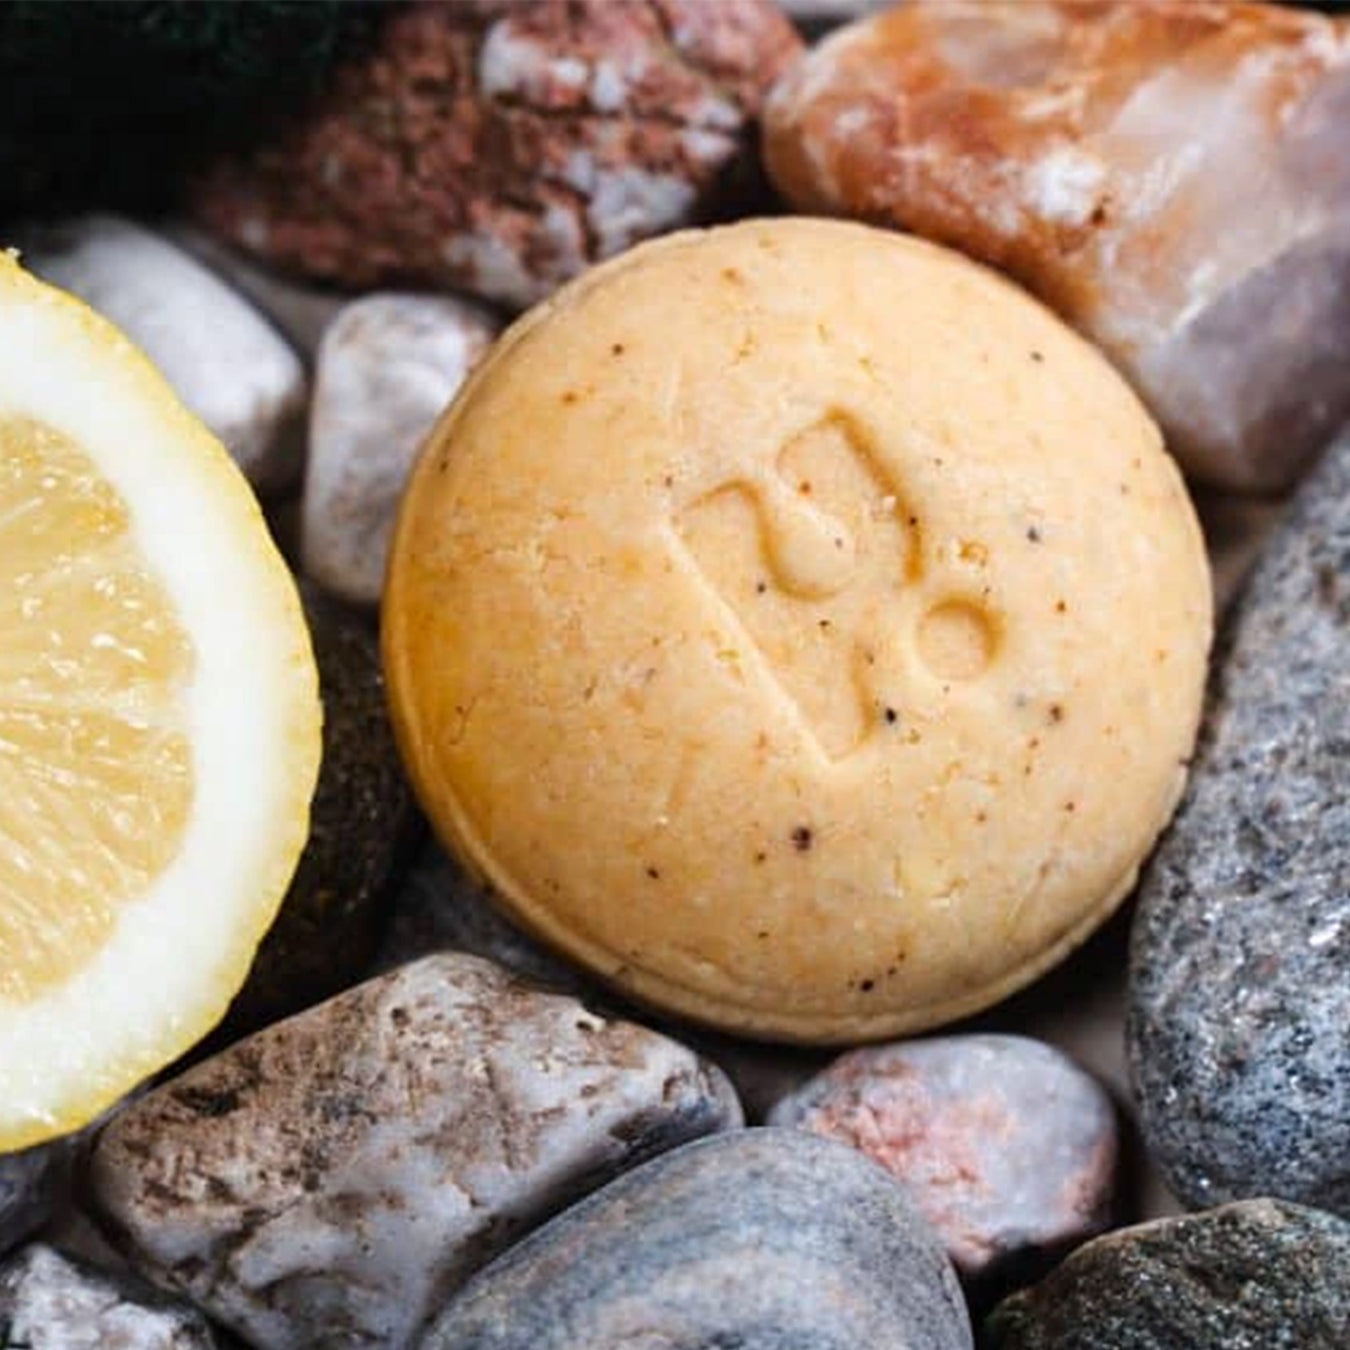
[420,1127,973,1350]
[1129,427,1350,1216]
[985,1199,1350,1349]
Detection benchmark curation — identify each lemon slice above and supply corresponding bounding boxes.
[0,252,320,1149]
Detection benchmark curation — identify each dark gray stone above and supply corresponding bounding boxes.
[0,1243,219,1349]
[769,1035,1118,1283]
[984,1198,1350,1349]
[218,586,422,1040]
[420,1127,972,1350]
[0,1145,62,1258]
[1129,427,1350,1214]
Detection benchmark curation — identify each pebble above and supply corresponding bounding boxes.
[217,585,422,1039]
[0,1244,220,1350]
[769,1035,1118,1283]
[303,294,499,606]
[1129,427,1350,1216]
[90,953,741,1350]
[192,0,800,309]
[763,1,1350,491]
[167,225,347,359]
[420,1128,972,1350]
[0,1144,63,1258]
[985,1198,1350,1349]
[16,215,307,491]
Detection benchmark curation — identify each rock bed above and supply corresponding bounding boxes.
[6,1,1350,1347]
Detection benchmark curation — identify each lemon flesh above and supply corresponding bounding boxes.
[0,253,320,1149]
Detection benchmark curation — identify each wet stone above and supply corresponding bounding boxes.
[769,1034,1118,1283]
[1129,427,1350,1216]
[90,953,741,1350]
[985,1198,1350,1350]
[420,1127,973,1350]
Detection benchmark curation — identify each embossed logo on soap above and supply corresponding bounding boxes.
[676,412,995,761]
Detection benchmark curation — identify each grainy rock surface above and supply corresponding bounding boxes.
[764,0,1350,491]
[769,1035,1118,1281]
[0,1144,62,1258]
[1130,427,1350,1216]
[15,215,307,489]
[420,1128,972,1350]
[220,586,421,1038]
[91,954,741,1350]
[192,0,801,309]
[304,294,499,605]
[985,1198,1350,1349]
[0,1244,219,1350]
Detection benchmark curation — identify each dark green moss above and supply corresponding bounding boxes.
[0,1,389,217]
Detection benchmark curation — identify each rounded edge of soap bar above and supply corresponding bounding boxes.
[383,217,1212,1045]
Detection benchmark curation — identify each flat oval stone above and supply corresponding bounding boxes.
[985,1198,1350,1349]
[420,1128,972,1350]
[0,1243,220,1349]
[1129,427,1350,1215]
[90,953,741,1350]
[768,1035,1118,1281]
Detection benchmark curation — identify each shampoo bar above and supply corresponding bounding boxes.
[383,219,1211,1042]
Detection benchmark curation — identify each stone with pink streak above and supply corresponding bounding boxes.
[767,1033,1119,1285]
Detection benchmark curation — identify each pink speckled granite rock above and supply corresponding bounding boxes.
[769,1035,1119,1282]
[765,0,1350,492]
[90,954,741,1350]
[193,0,801,311]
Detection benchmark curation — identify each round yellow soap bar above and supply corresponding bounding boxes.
[384,218,1212,1043]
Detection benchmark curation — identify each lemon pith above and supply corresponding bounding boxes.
[0,251,320,1149]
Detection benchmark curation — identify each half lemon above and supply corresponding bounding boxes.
[0,252,320,1149]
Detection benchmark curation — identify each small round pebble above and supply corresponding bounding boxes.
[769,1034,1118,1281]
[985,1198,1350,1349]
[420,1128,972,1350]
[303,293,499,606]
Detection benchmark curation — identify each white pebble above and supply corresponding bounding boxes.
[19,216,307,493]
[303,293,500,605]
